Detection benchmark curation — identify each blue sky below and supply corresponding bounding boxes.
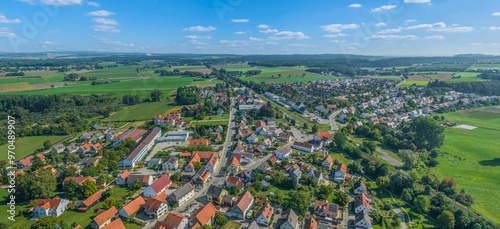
[1,0,500,55]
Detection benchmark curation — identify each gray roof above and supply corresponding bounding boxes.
[283,209,298,228]
[166,156,177,164]
[172,183,194,199]
[124,127,161,161]
[354,180,367,191]
[355,211,372,226]
[207,185,224,198]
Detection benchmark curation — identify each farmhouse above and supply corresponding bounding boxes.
[31,196,69,218]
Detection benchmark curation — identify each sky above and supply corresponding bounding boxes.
[1,0,500,56]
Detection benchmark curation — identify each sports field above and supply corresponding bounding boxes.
[433,107,500,223]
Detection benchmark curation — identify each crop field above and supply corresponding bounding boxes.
[212,64,250,68]
[247,68,319,78]
[84,65,142,78]
[4,76,193,98]
[190,79,223,86]
[375,75,401,79]
[242,75,343,83]
[470,63,500,69]
[433,107,500,223]
[0,82,37,92]
[104,100,174,121]
[399,81,430,87]
[172,65,208,71]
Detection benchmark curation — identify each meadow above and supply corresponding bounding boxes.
[398,81,430,87]
[104,100,174,122]
[470,63,500,69]
[1,134,75,162]
[242,75,344,83]
[433,107,500,223]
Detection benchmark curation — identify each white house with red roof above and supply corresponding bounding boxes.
[143,174,172,197]
[228,154,241,174]
[256,202,274,226]
[321,155,334,169]
[276,146,292,160]
[205,153,219,173]
[31,196,69,218]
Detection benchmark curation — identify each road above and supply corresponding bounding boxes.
[390,202,408,229]
[348,138,403,167]
[396,75,407,87]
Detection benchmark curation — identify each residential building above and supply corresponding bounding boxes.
[78,189,104,211]
[207,185,228,205]
[228,154,241,174]
[355,211,372,229]
[189,202,218,228]
[143,174,172,197]
[118,127,162,168]
[256,202,274,226]
[354,193,371,215]
[169,183,195,206]
[230,191,254,219]
[143,193,169,218]
[153,213,188,229]
[303,215,317,229]
[91,206,118,229]
[31,196,69,218]
[292,141,314,153]
[119,196,145,218]
[353,180,368,195]
[276,146,292,160]
[321,155,333,169]
[51,143,65,153]
[163,156,179,170]
[280,209,298,229]
[314,200,340,221]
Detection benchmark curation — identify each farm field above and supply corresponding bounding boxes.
[375,75,401,79]
[104,100,174,121]
[0,82,37,92]
[2,134,74,162]
[190,79,223,86]
[399,80,430,87]
[4,76,193,98]
[243,75,343,83]
[470,63,500,69]
[247,68,320,78]
[433,107,500,223]
[172,65,208,71]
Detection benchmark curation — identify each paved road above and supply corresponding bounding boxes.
[391,203,408,229]
[396,75,406,87]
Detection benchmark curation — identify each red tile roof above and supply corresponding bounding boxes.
[101,218,126,229]
[190,139,210,146]
[232,191,254,213]
[336,163,347,175]
[316,131,331,141]
[258,202,273,222]
[63,176,95,186]
[149,174,172,193]
[304,214,317,229]
[119,170,130,180]
[324,155,333,165]
[93,206,118,226]
[121,196,145,216]
[190,202,217,226]
[154,213,186,229]
[34,196,62,211]
[79,189,104,211]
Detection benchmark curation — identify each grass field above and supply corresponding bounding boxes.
[399,81,430,87]
[0,82,37,92]
[470,63,500,69]
[375,75,401,79]
[1,134,74,162]
[243,75,344,83]
[247,68,320,78]
[172,65,208,71]
[189,79,223,86]
[433,107,500,223]
[104,100,174,121]
[5,76,193,98]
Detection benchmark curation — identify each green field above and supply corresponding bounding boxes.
[104,100,174,121]
[242,75,344,83]
[433,107,500,223]
[470,63,500,69]
[172,65,208,71]
[5,76,193,98]
[376,75,401,79]
[247,68,320,78]
[189,79,223,86]
[2,134,74,162]
[399,81,429,87]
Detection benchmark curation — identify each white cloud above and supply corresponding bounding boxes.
[93,36,134,47]
[87,1,100,7]
[349,4,362,8]
[323,33,347,38]
[259,29,278,33]
[369,35,418,40]
[265,42,279,45]
[404,0,431,3]
[232,19,249,23]
[184,35,212,39]
[405,19,417,23]
[188,40,208,45]
[0,14,22,24]
[489,26,500,31]
[249,37,263,41]
[0,27,16,38]
[220,40,251,47]
[378,27,402,34]
[372,5,396,12]
[257,24,270,29]
[288,43,315,47]
[469,42,500,46]
[91,18,119,25]
[422,35,445,40]
[269,31,309,40]
[376,23,388,27]
[493,12,500,16]
[235,31,247,34]
[40,0,83,6]
[182,26,216,32]
[405,22,473,32]
[321,24,359,33]
[86,10,115,17]
[92,24,120,33]
[35,41,64,50]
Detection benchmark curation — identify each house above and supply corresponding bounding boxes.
[93,132,105,141]
[261,138,272,149]
[313,132,331,144]
[91,206,118,229]
[51,143,66,153]
[292,141,314,153]
[119,196,145,218]
[169,183,195,206]
[215,125,224,133]
[205,153,219,173]
[101,218,125,229]
[314,200,340,220]
[65,143,78,153]
[354,193,371,214]
[359,103,369,109]
[78,189,104,211]
[266,118,276,126]
[226,176,244,191]
[355,212,372,229]
[353,180,368,195]
[255,121,267,133]
[79,157,99,168]
[212,133,223,142]
[257,162,270,172]
[276,146,292,160]
[153,213,188,229]
[359,113,370,119]
[143,192,169,218]
[63,176,96,188]
[222,195,236,207]
[207,185,228,205]
[233,142,247,154]
[216,108,224,116]
[280,209,298,229]
[303,215,317,229]
[80,132,93,140]
[307,168,323,183]
[279,133,293,143]
[118,127,162,168]
[334,163,347,180]
[246,133,258,143]
[190,139,210,146]
[327,104,337,110]
[321,155,333,169]
[189,202,218,228]
[289,168,302,183]
[31,196,69,218]
[116,170,131,186]
[228,154,241,174]
[248,221,260,229]
[256,202,274,226]
[90,143,103,154]
[105,131,117,140]
[78,144,92,154]
[143,174,172,197]
[127,175,154,188]
[192,166,211,188]
[230,191,254,219]
[163,156,179,170]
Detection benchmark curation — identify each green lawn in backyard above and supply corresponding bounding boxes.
[0,189,33,228]
[191,120,229,127]
[223,221,242,229]
[1,134,74,162]
[432,107,500,223]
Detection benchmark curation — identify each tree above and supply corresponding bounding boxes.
[401,188,413,203]
[376,176,390,190]
[151,89,163,102]
[30,216,65,229]
[334,131,347,149]
[337,191,350,210]
[63,179,79,199]
[82,180,98,198]
[102,197,116,209]
[398,149,419,170]
[437,210,455,229]
[81,166,98,177]
[214,211,229,226]
[414,195,430,214]
[411,117,445,150]
[43,140,52,150]
[312,124,319,134]
[133,179,143,190]
[17,169,57,201]
[171,172,182,182]
[303,122,308,129]
[286,190,310,215]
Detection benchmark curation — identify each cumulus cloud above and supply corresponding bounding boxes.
[422,35,445,40]
[372,5,397,12]
[493,12,500,16]
[86,10,115,17]
[232,19,249,23]
[92,24,120,33]
[269,31,309,40]
[182,26,216,32]
[91,18,119,25]
[378,27,402,34]
[288,43,315,47]
[369,35,418,40]
[249,37,263,41]
[235,31,247,34]
[405,22,473,32]
[349,4,362,8]
[489,26,500,31]
[257,24,270,29]
[321,24,359,33]
[405,19,417,23]
[0,27,16,38]
[376,23,388,27]
[323,33,347,38]
[94,36,134,47]
[0,14,22,24]
[87,1,99,7]
[184,35,212,39]
[404,0,431,3]
[259,29,278,33]
[40,0,83,6]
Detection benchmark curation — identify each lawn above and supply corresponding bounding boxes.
[399,81,429,87]
[184,114,230,121]
[243,75,344,83]
[104,100,174,122]
[4,76,193,98]
[432,107,500,223]
[189,79,223,86]
[223,221,242,229]
[0,189,34,228]
[1,134,74,162]
[191,120,229,127]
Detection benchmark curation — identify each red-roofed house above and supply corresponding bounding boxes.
[322,155,334,169]
[190,139,210,146]
[143,174,172,197]
[189,202,218,229]
[230,191,254,219]
[205,153,219,173]
[256,202,274,226]
[31,196,69,218]
[119,196,145,218]
[334,163,348,182]
[101,218,126,229]
[79,189,104,211]
[228,154,241,174]
[63,176,96,188]
[91,206,118,229]
[143,192,169,218]
[153,213,188,229]
[225,176,244,191]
